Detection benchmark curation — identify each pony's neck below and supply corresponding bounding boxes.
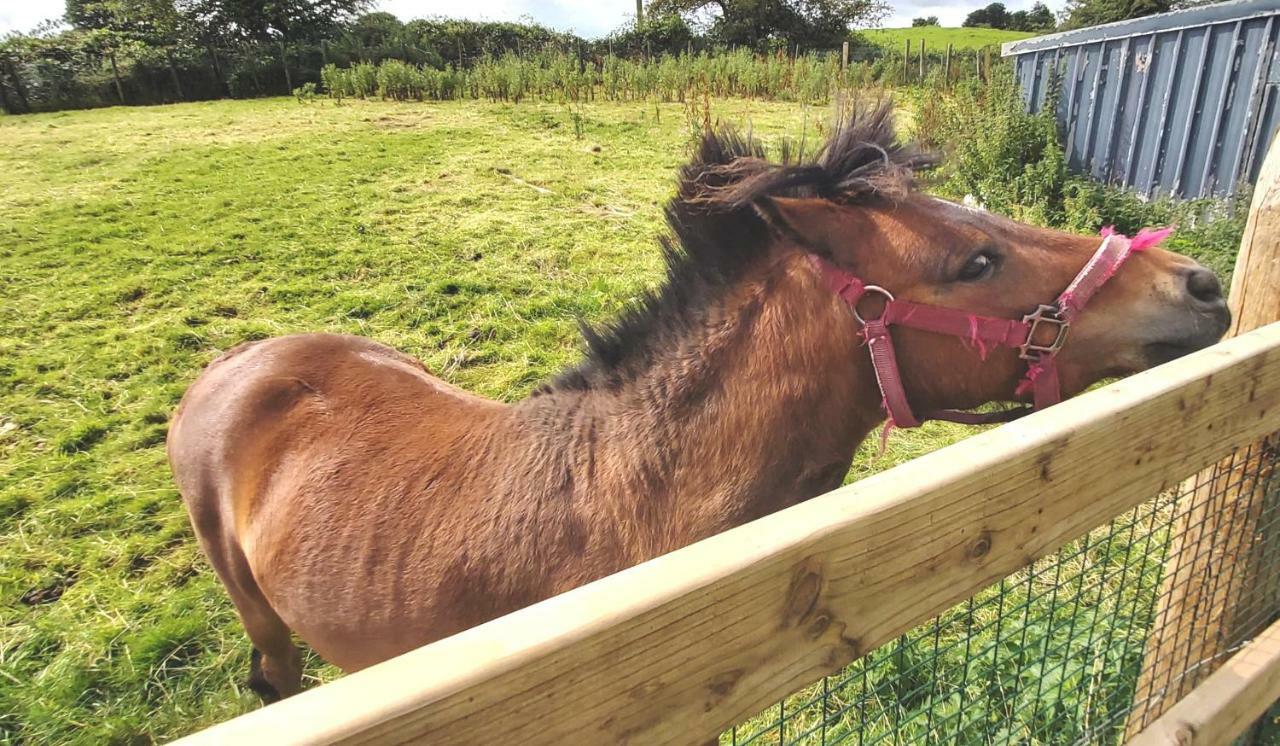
[584,253,883,556]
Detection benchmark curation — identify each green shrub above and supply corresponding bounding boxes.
[314,47,990,107]
[350,62,378,98]
[292,82,317,102]
[1061,179,1248,281]
[931,65,1067,224]
[320,63,350,100]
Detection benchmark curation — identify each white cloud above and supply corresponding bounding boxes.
[0,0,66,36]
[374,0,638,38]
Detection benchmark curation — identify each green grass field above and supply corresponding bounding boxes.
[0,94,1239,745]
[860,26,1039,51]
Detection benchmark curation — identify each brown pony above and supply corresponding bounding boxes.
[168,105,1230,703]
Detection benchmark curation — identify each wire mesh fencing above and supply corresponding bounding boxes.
[725,435,1280,745]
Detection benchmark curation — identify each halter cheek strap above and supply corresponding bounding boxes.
[813,227,1171,430]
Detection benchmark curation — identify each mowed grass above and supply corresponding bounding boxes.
[860,26,1039,51]
[0,96,985,744]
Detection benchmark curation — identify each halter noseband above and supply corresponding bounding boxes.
[812,227,1172,430]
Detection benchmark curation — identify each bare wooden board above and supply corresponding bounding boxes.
[1129,618,1280,746]
[176,323,1280,746]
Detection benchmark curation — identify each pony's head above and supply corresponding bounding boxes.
[677,103,1230,419]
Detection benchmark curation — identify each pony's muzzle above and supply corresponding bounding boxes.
[1142,264,1231,366]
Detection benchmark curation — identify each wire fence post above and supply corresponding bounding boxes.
[1124,134,1280,736]
[165,47,185,101]
[842,40,849,70]
[109,50,126,104]
[903,39,910,85]
[1,52,31,112]
[919,39,925,82]
[279,40,292,94]
[945,43,953,86]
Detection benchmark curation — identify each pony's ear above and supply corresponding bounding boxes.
[752,196,855,258]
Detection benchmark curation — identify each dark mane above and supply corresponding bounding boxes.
[537,101,937,395]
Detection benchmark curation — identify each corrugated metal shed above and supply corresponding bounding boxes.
[1002,0,1280,199]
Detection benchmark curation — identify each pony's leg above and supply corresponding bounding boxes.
[192,510,303,702]
[240,598,303,703]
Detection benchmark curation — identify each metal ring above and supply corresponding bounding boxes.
[852,285,895,325]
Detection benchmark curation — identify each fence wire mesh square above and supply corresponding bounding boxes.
[725,435,1280,745]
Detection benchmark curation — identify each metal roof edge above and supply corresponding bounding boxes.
[1001,0,1280,56]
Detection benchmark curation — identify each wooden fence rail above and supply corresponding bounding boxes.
[174,321,1280,746]
[1131,617,1280,746]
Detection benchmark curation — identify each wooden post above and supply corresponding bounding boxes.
[246,43,261,95]
[904,39,910,85]
[1124,135,1280,736]
[919,39,925,81]
[945,43,953,85]
[635,0,643,25]
[5,56,31,112]
[279,40,293,94]
[841,40,849,70]
[108,50,126,104]
[0,74,13,114]
[206,44,228,96]
[165,47,185,100]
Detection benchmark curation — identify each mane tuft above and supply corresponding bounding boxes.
[537,101,936,396]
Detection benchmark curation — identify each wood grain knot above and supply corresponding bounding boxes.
[783,563,823,628]
[969,531,993,559]
[628,678,664,700]
[706,668,744,703]
[805,612,831,640]
[1173,723,1196,745]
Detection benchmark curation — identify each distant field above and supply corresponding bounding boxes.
[860,26,1039,51]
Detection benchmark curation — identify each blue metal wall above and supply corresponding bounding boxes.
[1002,0,1280,199]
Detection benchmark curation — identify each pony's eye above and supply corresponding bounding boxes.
[957,251,998,281]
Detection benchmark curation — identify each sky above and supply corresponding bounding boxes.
[0,0,1065,38]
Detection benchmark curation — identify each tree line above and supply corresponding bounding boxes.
[0,0,900,113]
[955,0,1217,33]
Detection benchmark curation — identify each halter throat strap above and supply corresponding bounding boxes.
[813,229,1161,430]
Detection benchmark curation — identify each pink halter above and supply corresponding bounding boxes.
[812,227,1172,430]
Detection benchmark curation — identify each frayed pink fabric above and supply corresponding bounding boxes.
[878,416,896,454]
[1130,226,1174,251]
[1015,362,1048,398]
[965,314,992,360]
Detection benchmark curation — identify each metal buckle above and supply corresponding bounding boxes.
[1019,304,1070,360]
[852,286,895,325]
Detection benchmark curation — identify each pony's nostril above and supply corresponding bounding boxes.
[1186,267,1224,305]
